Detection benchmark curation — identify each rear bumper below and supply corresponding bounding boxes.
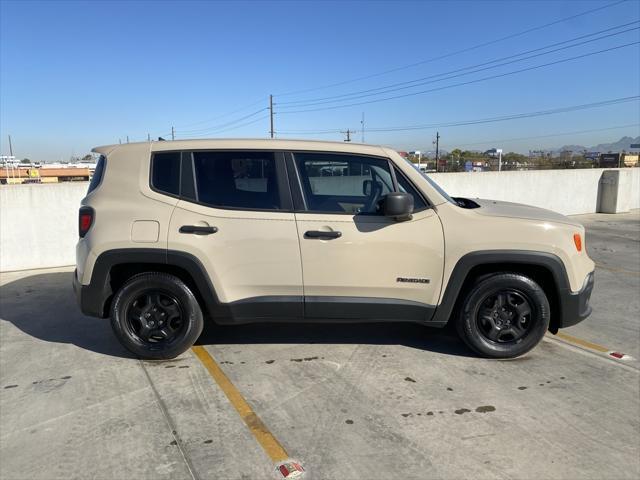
[73,268,110,318]
[558,271,594,329]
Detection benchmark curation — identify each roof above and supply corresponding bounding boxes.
[92,138,391,157]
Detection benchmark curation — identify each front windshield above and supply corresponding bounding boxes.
[403,158,456,204]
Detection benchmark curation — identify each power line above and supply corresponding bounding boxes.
[278,21,639,107]
[278,127,343,135]
[174,98,267,129]
[439,123,640,149]
[277,41,640,114]
[175,108,268,135]
[366,97,640,132]
[276,96,639,135]
[178,115,270,138]
[275,0,628,97]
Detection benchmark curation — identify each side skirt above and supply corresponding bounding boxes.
[214,295,438,325]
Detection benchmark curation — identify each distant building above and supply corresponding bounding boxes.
[623,153,639,167]
[598,153,620,168]
[484,148,498,158]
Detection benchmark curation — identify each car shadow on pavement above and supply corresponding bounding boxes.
[1,271,476,359]
[196,320,475,358]
[0,271,135,358]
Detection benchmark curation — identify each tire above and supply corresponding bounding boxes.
[110,272,204,360]
[456,273,550,358]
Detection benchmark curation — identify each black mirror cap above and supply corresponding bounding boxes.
[382,192,414,221]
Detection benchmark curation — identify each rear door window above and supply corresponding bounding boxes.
[192,151,281,210]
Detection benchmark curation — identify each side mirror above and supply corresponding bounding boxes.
[381,192,414,221]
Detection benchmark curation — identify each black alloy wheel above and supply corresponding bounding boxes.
[456,273,550,358]
[125,291,185,344]
[476,290,533,343]
[110,272,204,360]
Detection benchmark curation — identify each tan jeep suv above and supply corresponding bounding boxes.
[73,139,595,360]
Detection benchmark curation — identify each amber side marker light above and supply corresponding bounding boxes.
[573,233,582,252]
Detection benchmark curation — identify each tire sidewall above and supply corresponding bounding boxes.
[458,274,550,358]
[110,274,203,359]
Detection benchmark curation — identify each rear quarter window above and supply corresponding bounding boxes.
[87,155,106,194]
[151,152,181,196]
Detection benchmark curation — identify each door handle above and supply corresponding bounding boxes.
[179,225,218,235]
[304,230,342,239]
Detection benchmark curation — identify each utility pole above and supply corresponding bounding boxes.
[171,127,175,141]
[433,131,440,171]
[126,135,129,143]
[269,94,274,138]
[8,135,13,157]
[147,133,151,142]
[361,112,365,143]
[341,129,354,142]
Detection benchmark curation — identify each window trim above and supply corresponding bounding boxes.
[392,165,431,211]
[284,152,307,211]
[179,151,198,202]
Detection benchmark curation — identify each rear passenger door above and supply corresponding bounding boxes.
[289,152,444,321]
[165,150,303,321]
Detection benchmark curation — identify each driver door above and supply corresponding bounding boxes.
[290,152,444,321]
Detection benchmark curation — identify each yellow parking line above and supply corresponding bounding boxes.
[552,332,609,353]
[191,346,290,462]
[595,263,640,276]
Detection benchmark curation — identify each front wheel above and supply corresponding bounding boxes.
[110,272,203,360]
[456,273,550,358]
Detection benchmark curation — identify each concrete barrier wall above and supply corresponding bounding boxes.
[1,183,88,272]
[1,168,638,272]
[430,168,640,216]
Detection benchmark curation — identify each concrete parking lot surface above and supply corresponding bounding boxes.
[1,211,638,480]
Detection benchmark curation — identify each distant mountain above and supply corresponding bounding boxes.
[557,136,640,153]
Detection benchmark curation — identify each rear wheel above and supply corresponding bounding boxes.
[110,273,203,360]
[456,273,550,358]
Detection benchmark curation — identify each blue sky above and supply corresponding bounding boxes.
[1,0,639,161]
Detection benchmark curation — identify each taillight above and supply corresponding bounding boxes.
[573,233,582,252]
[79,207,94,237]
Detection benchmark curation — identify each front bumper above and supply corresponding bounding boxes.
[558,271,594,329]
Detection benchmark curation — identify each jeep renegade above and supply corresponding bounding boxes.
[73,139,595,360]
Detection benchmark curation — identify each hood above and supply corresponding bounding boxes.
[471,198,583,227]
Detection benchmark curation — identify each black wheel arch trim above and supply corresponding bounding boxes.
[75,247,436,323]
[75,247,592,330]
[75,248,216,319]
[76,248,303,321]
[429,250,592,331]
